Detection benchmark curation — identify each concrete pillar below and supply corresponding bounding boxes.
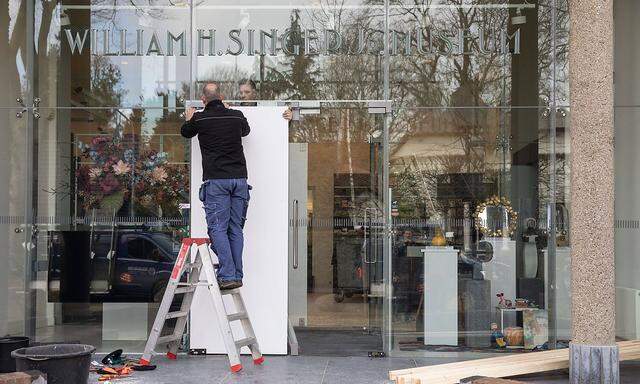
[568,0,618,383]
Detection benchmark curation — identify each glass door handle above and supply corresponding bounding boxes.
[292,199,299,269]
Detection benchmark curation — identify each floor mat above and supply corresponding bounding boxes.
[294,328,383,356]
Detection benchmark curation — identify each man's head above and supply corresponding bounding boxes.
[238,79,258,101]
[201,83,222,104]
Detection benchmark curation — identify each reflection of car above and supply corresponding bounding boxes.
[48,229,183,303]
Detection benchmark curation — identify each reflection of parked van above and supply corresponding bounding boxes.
[48,230,182,303]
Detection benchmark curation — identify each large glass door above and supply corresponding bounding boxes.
[0,0,38,340]
[288,103,387,356]
[0,106,30,338]
[189,0,391,356]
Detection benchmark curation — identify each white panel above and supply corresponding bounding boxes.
[288,143,308,326]
[422,246,458,346]
[190,106,289,354]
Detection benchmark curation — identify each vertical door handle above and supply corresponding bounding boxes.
[363,208,379,264]
[292,199,299,269]
[363,209,373,264]
[370,208,378,264]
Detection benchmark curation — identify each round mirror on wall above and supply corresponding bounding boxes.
[474,196,518,238]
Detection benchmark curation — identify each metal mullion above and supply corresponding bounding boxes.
[190,0,196,102]
[382,0,392,355]
[23,0,37,339]
[547,0,558,349]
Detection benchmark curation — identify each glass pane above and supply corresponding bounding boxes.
[33,107,189,351]
[389,107,562,352]
[35,1,191,108]
[0,0,27,107]
[194,1,386,101]
[614,1,640,342]
[388,1,553,108]
[288,104,385,354]
[614,107,640,341]
[553,0,570,107]
[0,109,28,337]
[550,106,570,342]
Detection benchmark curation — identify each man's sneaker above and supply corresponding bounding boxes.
[232,280,243,289]
[217,279,237,290]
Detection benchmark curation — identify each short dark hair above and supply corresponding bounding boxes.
[238,78,257,91]
[202,83,221,103]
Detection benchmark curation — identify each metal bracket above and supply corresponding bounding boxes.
[183,100,205,119]
[185,100,205,109]
[281,101,301,121]
[33,97,41,119]
[368,101,392,114]
[282,101,321,121]
[287,319,299,356]
[16,98,27,118]
[16,97,41,119]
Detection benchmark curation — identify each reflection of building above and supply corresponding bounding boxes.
[0,0,633,380]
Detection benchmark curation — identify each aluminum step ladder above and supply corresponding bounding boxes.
[139,238,263,372]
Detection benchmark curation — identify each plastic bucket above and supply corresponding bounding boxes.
[0,337,29,373]
[11,344,95,384]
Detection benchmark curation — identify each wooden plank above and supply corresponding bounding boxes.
[396,350,640,384]
[390,350,568,380]
[407,352,570,384]
[392,340,640,380]
[414,356,568,384]
[395,341,640,384]
[390,340,640,384]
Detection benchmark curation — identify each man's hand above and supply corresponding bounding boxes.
[283,108,293,121]
[185,107,196,121]
[220,93,230,108]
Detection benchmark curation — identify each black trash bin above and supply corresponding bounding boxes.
[11,344,95,384]
[0,337,30,373]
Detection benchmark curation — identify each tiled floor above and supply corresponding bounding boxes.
[89,355,640,384]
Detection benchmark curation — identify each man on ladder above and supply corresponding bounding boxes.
[182,82,252,290]
[139,83,263,373]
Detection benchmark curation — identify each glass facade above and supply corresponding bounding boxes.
[615,0,640,343]
[0,0,571,356]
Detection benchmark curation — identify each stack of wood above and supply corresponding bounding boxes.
[388,340,640,384]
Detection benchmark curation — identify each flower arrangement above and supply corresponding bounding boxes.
[76,132,188,217]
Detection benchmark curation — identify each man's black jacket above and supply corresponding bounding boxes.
[181,100,251,180]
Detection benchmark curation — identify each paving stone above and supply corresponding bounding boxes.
[0,371,45,384]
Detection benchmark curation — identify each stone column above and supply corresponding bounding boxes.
[568,0,618,383]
